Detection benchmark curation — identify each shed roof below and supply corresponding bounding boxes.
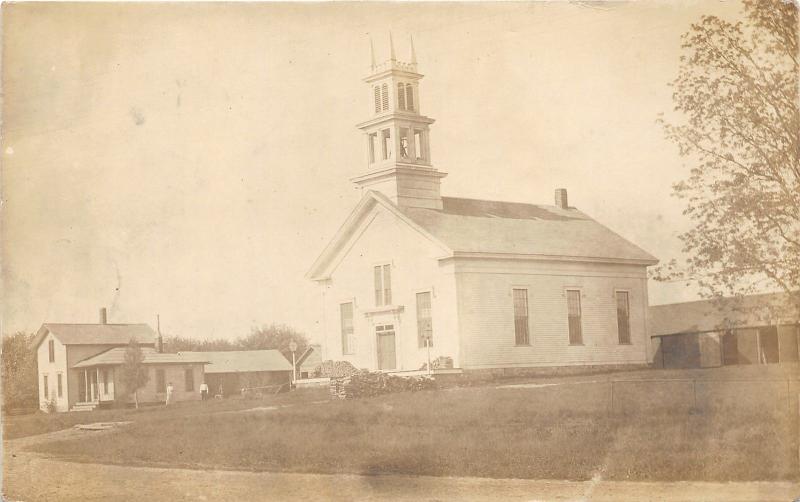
[34,323,157,349]
[178,350,293,374]
[402,197,658,263]
[72,347,209,368]
[649,292,799,336]
[296,344,322,371]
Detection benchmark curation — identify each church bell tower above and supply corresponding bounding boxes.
[351,35,447,210]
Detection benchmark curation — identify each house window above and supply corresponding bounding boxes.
[381,129,391,159]
[398,82,406,110]
[513,289,530,345]
[406,84,414,111]
[616,291,631,344]
[340,302,355,354]
[156,368,166,393]
[374,264,392,306]
[416,292,433,348]
[184,368,194,391]
[567,290,583,345]
[48,340,55,363]
[43,374,49,399]
[103,369,110,394]
[374,86,381,113]
[381,83,389,111]
[57,373,63,398]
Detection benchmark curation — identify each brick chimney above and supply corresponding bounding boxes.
[99,307,108,324]
[554,188,569,209]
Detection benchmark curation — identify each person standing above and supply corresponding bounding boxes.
[165,382,174,406]
[200,381,209,401]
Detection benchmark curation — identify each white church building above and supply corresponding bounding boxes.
[306,40,658,373]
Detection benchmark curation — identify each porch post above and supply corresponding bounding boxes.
[83,370,88,403]
[96,368,100,402]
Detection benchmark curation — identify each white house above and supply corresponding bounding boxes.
[34,308,208,412]
[306,40,658,374]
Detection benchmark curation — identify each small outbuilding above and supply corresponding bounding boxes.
[179,350,293,396]
[295,344,322,379]
[650,293,799,369]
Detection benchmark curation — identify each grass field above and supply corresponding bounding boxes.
[17,367,800,482]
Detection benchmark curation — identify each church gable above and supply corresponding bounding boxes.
[305,191,451,281]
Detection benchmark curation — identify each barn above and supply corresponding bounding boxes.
[650,293,799,369]
[179,350,293,396]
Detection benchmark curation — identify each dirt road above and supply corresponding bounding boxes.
[4,432,798,502]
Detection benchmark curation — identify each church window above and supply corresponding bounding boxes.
[381,129,391,160]
[406,84,414,111]
[567,290,583,345]
[399,128,410,158]
[398,83,406,110]
[381,83,389,111]
[513,289,530,345]
[414,129,425,160]
[368,133,377,163]
[374,264,392,306]
[374,86,381,113]
[340,302,355,354]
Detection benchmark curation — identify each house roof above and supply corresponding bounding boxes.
[72,347,209,368]
[649,292,800,336]
[306,191,657,280]
[402,196,658,264]
[296,344,322,371]
[177,350,293,374]
[33,323,157,349]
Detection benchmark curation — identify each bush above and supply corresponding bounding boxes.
[312,360,360,378]
[338,371,437,399]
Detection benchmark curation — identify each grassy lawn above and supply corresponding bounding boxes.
[23,377,798,482]
[3,388,327,440]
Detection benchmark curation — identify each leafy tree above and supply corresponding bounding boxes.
[656,0,799,308]
[161,334,236,353]
[1,332,38,411]
[237,324,308,361]
[119,338,149,409]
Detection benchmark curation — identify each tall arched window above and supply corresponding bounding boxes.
[381,83,389,111]
[374,86,381,113]
[397,83,406,110]
[405,84,414,111]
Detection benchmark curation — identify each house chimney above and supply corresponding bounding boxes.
[554,188,569,209]
[156,314,164,353]
[99,307,108,324]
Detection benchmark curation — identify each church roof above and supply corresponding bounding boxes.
[401,197,658,264]
[306,191,657,281]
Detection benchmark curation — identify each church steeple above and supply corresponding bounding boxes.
[352,36,446,210]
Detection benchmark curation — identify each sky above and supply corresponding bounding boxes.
[2,1,748,342]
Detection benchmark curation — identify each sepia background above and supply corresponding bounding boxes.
[2,1,746,340]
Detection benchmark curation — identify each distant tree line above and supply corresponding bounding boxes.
[2,332,39,412]
[164,323,308,362]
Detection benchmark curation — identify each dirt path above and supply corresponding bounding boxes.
[3,434,798,502]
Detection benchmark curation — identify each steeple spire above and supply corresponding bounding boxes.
[409,34,417,65]
[389,32,396,61]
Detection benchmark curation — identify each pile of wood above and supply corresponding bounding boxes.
[329,376,351,399]
[313,360,360,378]
[419,356,454,371]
